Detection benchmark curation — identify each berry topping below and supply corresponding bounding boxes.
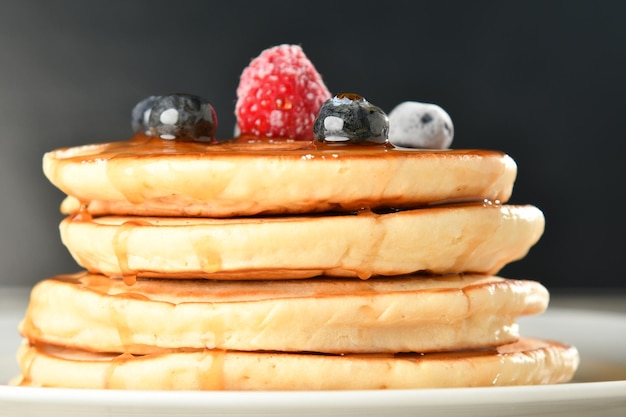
[313,93,389,144]
[235,44,331,140]
[132,94,217,142]
[131,95,159,136]
[388,101,454,149]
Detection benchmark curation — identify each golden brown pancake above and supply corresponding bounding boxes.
[13,338,579,390]
[20,272,549,354]
[59,203,544,279]
[44,137,517,217]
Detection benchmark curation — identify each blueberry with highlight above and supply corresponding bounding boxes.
[131,95,159,135]
[313,93,389,144]
[138,94,217,142]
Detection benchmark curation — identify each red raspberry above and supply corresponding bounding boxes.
[235,44,332,140]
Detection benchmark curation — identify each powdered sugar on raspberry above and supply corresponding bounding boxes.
[235,44,332,140]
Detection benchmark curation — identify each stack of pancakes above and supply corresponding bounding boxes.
[13,138,579,390]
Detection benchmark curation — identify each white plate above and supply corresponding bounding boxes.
[1,307,625,417]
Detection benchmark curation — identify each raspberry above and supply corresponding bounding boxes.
[235,44,332,140]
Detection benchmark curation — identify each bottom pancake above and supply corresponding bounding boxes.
[13,338,579,390]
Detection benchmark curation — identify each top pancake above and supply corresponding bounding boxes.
[44,136,517,217]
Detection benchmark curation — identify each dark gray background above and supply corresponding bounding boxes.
[1,1,624,291]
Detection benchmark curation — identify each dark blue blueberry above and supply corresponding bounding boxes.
[313,93,389,144]
[141,93,217,142]
[131,95,160,135]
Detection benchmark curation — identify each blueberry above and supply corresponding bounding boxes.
[313,93,389,144]
[144,94,217,142]
[131,95,160,135]
[388,101,454,149]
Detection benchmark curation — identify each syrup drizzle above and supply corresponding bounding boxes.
[111,219,153,285]
[197,350,226,390]
[104,352,135,389]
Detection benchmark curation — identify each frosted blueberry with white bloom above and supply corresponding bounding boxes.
[388,101,454,149]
